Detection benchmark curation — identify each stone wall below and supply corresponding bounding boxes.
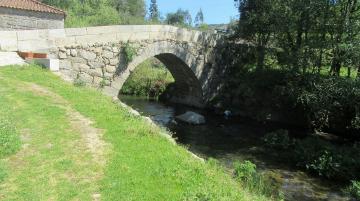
[0,25,226,107]
[0,7,64,30]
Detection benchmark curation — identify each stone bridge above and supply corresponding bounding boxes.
[0,25,225,107]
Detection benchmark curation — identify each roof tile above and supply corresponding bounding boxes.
[0,0,66,15]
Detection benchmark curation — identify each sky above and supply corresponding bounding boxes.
[145,0,239,25]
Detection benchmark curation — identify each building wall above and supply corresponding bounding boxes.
[0,7,64,30]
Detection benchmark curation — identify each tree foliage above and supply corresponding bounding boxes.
[165,9,192,27]
[234,0,360,77]
[41,0,146,27]
[149,0,160,22]
[194,8,204,27]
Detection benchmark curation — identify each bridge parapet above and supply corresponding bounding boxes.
[0,25,221,53]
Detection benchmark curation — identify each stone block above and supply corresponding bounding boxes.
[17,39,56,52]
[102,51,114,59]
[70,49,77,57]
[88,68,103,77]
[112,47,119,53]
[103,72,113,79]
[59,60,72,70]
[132,26,149,32]
[69,57,87,64]
[93,76,103,85]
[60,69,77,81]
[0,31,18,51]
[58,52,67,59]
[79,72,93,83]
[79,50,96,61]
[86,26,122,35]
[116,32,132,42]
[54,37,76,47]
[75,34,117,45]
[65,27,87,36]
[48,29,66,38]
[17,30,41,41]
[0,52,25,66]
[109,58,118,66]
[77,63,90,71]
[88,61,104,69]
[105,65,116,73]
[117,25,134,33]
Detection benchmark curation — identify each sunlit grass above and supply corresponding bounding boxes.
[0,65,272,201]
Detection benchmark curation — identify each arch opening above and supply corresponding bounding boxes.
[118,53,204,108]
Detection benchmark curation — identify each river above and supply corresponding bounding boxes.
[120,95,354,201]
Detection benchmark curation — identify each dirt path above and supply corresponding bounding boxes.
[24,83,109,200]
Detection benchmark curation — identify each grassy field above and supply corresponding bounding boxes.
[0,65,272,201]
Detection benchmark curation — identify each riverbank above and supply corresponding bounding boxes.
[120,95,357,201]
[0,65,272,200]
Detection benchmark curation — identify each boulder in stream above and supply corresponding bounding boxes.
[175,111,206,125]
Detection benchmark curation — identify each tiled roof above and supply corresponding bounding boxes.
[0,0,66,16]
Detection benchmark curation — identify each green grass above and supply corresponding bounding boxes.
[0,65,271,200]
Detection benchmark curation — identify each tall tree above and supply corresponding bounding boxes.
[194,8,204,27]
[149,0,159,22]
[235,0,280,70]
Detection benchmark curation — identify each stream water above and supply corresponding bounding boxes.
[120,95,355,201]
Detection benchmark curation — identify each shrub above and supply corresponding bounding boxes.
[234,161,283,199]
[234,160,257,182]
[346,180,360,199]
[219,68,360,137]
[124,42,137,65]
[263,129,293,149]
[293,137,360,180]
[0,118,20,158]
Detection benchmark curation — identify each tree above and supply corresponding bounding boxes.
[166,9,192,27]
[235,0,280,70]
[111,0,146,18]
[149,0,159,22]
[194,8,204,27]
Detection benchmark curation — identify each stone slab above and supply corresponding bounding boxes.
[0,52,25,66]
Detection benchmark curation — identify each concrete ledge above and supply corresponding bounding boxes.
[28,58,59,71]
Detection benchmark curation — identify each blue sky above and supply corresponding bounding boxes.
[145,0,239,24]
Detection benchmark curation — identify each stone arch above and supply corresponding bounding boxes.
[112,41,205,108]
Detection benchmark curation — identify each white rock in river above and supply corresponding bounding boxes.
[175,111,206,125]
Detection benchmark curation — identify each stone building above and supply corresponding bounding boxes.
[0,0,66,30]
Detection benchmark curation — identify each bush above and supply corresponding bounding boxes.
[219,68,360,137]
[346,180,360,199]
[293,137,360,180]
[263,129,293,149]
[0,119,20,158]
[234,160,257,182]
[124,42,137,65]
[234,161,283,199]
